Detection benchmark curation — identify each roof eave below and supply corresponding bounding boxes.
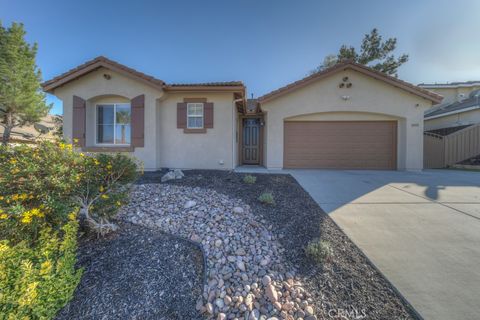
[258,62,443,105]
[41,57,165,94]
[425,105,480,120]
[163,85,245,93]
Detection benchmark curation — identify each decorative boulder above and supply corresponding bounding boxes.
[173,169,184,179]
[161,171,176,182]
[161,169,184,182]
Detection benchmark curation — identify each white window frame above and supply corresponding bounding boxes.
[95,103,132,146]
[187,102,204,129]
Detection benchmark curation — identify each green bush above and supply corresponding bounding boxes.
[0,140,140,240]
[75,152,139,234]
[305,239,333,263]
[0,141,82,244]
[0,216,83,319]
[258,192,275,205]
[0,140,139,319]
[243,174,257,184]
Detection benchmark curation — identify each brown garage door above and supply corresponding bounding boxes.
[284,121,397,169]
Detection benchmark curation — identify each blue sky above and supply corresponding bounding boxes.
[1,0,479,115]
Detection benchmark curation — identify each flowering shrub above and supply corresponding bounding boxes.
[0,140,140,241]
[0,141,82,244]
[0,140,139,318]
[0,214,83,319]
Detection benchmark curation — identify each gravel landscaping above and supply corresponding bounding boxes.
[60,170,418,320]
[162,170,418,319]
[119,183,315,320]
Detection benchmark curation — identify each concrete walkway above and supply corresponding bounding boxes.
[289,169,480,320]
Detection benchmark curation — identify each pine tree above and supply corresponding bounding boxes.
[0,22,51,145]
[312,29,409,76]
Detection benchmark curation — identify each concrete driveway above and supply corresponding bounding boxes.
[290,169,480,320]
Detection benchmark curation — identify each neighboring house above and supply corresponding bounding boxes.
[419,81,480,105]
[0,114,60,143]
[419,81,480,133]
[42,56,441,171]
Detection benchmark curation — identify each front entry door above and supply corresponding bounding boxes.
[242,118,260,164]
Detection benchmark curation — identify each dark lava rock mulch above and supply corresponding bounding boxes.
[56,222,204,320]
[147,170,418,320]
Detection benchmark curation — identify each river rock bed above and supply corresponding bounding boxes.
[119,183,318,320]
[156,170,418,320]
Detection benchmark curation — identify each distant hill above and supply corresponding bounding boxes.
[0,114,61,143]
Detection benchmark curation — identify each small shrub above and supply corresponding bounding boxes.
[0,216,83,319]
[243,174,257,184]
[258,192,275,205]
[76,152,140,234]
[305,239,333,263]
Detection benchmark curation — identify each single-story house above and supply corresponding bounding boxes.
[419,81,480,134]
[42,56,441,171]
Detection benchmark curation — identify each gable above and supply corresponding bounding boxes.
[42,56,165,93]
[51,67,164,101]
[258,62,442,104]
[260,68,433,121]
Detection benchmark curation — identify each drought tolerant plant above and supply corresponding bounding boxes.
[243,174,257,184]
[0,140,140,241]
[305,239,333,264]
[75,151,139,235]
[0,214,83,319]
[258,192,275,205]
[0,141,83,244]
[0,139,139,318]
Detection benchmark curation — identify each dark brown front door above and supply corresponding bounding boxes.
[242,118,260,164]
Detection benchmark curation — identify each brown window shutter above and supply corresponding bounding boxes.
[131,94,145,147]
[72,95,86,147]
[177,102,187,128]
[204,102,214,128]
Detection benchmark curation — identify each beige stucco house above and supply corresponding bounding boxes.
[419,81,480,133]
[42,57,441,171]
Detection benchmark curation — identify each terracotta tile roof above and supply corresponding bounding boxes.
[42,56,165,92]
[258,61,443,104]
[167,81,244,87]
[42,56,245,93]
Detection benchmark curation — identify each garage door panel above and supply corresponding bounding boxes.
[284,121,397,169]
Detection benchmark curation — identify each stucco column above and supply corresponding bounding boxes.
[265,112,284,169]
[404,116,424,171]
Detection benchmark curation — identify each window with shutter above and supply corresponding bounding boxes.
[178,99,213,133]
